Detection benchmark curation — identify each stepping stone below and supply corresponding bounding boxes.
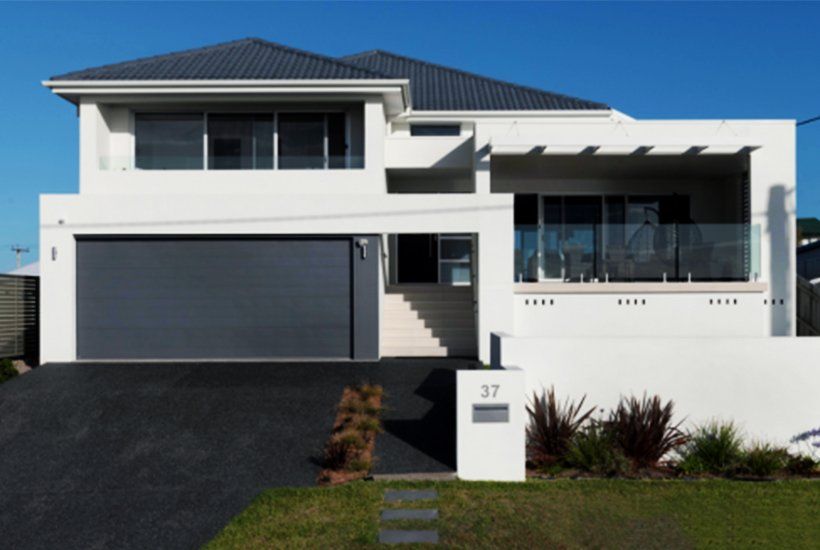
[379,529,439,544]
[384,489,438,503]
[381,508,438,521]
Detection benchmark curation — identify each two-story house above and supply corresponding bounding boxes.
[40,38,795,364]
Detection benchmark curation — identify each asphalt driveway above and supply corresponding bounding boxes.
[0,359,471,549]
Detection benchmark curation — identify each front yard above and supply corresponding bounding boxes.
[206,479,818,548]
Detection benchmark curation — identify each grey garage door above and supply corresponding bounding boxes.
[76,237,378,360]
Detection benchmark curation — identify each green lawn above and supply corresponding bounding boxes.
[206,479,819,549]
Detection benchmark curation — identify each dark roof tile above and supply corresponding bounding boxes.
[340,49,607,111]
[51,38,388,81]
[50,38,609,111]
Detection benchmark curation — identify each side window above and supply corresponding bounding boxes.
[135,113,204,170]
[410,124,460,137]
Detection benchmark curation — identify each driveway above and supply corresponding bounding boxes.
[0,359,471,549]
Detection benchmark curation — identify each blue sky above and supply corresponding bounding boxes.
[1,1,819,272]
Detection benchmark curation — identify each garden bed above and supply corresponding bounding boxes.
[526,388,819,481]
[318,383,384,485]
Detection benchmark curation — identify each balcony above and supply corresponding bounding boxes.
[385,135,473,170]
[514,223,762,287]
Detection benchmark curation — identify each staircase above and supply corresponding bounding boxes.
[381,285,477,357]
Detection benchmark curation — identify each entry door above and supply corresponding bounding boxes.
[397,234,439,283]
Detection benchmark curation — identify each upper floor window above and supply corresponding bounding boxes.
[135,113,203,170]
[208,114,273,170]
[133,110,358,170]
[410,124,460,137]
[278,113,346,169]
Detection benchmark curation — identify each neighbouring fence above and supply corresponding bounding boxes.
[0,274,39,363]
[797,276,820,335]
[492,333,820,450]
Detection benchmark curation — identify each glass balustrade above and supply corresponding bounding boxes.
[515,223,761,283]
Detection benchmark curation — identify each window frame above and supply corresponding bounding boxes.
[438,234,473,286]
[410,124,461,137]
[131,108,353,171]
[520,193,692,282]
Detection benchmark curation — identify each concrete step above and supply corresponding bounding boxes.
[381,336,476,348]
[382,326,476,339]
[384,300,474,312]
[384,292,473,303]
[381,317,475,330]
[381,346,476,357]
[386,284,471,294]
[382,308,475,321]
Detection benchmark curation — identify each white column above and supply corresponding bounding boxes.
[476,194,515,362]
[749,123,796,335]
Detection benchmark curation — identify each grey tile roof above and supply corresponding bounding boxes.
[50,38,609,111]
[50,38,388,81]
[339,50,608,111]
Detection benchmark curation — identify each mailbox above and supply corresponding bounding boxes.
[472,403,509,423]
[457,367,525,481]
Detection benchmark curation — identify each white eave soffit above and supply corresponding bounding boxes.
[42,79,411,116]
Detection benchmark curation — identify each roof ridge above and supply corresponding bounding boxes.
[246,39,391,79]
[340,49,608,109]
[52,37,391,81]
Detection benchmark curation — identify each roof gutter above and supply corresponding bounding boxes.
[43,79,411,115]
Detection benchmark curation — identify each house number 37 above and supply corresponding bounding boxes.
[480,384,500,398]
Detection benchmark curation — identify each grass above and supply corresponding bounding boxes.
[205,479,819,549]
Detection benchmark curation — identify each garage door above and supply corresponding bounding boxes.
[76,236,378,360]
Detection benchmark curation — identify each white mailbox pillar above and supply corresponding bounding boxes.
[456,367,526,481]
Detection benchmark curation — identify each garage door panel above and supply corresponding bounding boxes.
[78,297,351,329]
[77,240,351,269]
[82,327,352,359]
[78,272,351,299]
[76,238,358,359]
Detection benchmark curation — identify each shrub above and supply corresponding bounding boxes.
[0,359,18,384]
[526,387,595,468]
[790,427,820,461]
[785,454,818,476]
[323,439,352,470]
[677,421,744,475]
[337,431,367,451]
[608,394,687,469]
[356,417,382,434]
[737,444,789,477]
[347,457,372,472]
[339,399,380,417]
[566,421,629,476]
[358,384,383,400]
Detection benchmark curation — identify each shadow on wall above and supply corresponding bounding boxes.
[767,185,794,335]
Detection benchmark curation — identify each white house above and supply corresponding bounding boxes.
[40,38,796,364]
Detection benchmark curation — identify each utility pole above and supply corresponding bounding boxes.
[10,245,29,269]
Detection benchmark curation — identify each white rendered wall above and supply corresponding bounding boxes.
[514,291,770,337]
[39,193,513,363]
[456,367,526,481]
[495,333,820,448]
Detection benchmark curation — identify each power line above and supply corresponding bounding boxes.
[797,115,820,127]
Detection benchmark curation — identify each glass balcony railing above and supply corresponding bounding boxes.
[98,155,365,171]
[514,223,761,283]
